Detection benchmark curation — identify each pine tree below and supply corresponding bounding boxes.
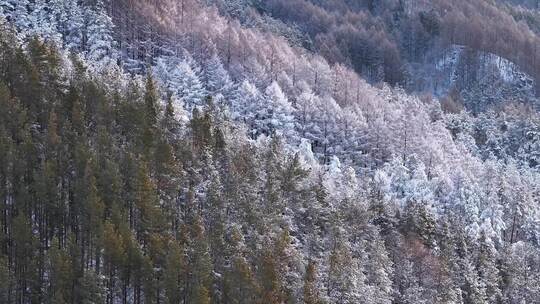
[303,260,322,304]
[12,213,39,304]
[85,0,117,70]
[134,162,164,242]
[327,234,367,303]
[103,221,125,304]
[365,231,394,304]
[203,53,233,97]
[0,253,11,303]
[462,257,487,304]
[170,57,207,110]
[79,270,106,304]
[261,81,297,141]
[222,226,259,304]
[49,0,84,50]
[402,200,437,248]
[164,241,186,304]
[142,71,160,155]
[189,216,213,304]
[47,238,73,304]
[144,71,159,128]
[477,231,501,303]
[29,0,62,43]
[259,247,284,304]
[80,161,105,273]
[230,80,263,137]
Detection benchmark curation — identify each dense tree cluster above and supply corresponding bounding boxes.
[1,1,540,304]
[206,0,540,105]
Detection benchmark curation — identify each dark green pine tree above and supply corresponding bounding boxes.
[188,216,213,304]
[142,70,160,157]
[46,238,73,304]
[164,241,186,304]
[12,213,39,303]
[223,227,259,304]
[0,253,10,303]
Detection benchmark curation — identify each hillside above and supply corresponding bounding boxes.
[0,0,540,303]
[210,0,540,109]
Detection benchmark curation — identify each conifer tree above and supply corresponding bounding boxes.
[203,53,233,97]
[223,227,259,304]
[259,247,284,304]
[134,162,164,242]
[477,231,501,303]
[103,221,124,304]
[303,260,322,304]
[365,231,394,304]
[0,253,11,303]
[164,241,186,304]
[189,216,213,304]
[79,270,105,304]
[85,0,117,70]
[142,71,160,155]
[12,213,39,304]
[327,231,367,303]
[47,238,73,304]
[168,57,206,110]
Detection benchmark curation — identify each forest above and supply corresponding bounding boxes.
[1,0,540,303]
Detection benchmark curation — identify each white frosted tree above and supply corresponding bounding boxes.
[365,231,394,304]
[296,86,317,138]
[462,257,488,304]
[168,57,207,110]
[203,53,233,98]
[49,0,84,50]
[0,0,15,19]
[154,55,179,94]
[230,79,265,138]
[454,175,483,240]
[477,231,502,304]
[85,0,117,70]
[503,242,540,304]
[29,0,62,44]
[261,81,298,143]
[327,233,369,304]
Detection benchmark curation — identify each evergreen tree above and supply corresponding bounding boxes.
[261,81,297,141]
[142,71,160,155]
[49,0,84,50]
[164,241,186,304]
[303,260,322,304]
[47,238,73,304]
[203,53,233,97]
[223,226,259,304]
[0,253,11,303]
[85,0,117,70]
[477,231,501,303]
[0,0,15,20]
[365,231,394,304]
[173,58,207,109]
[29,0,62,43]
[79,270,106,304]
[188,216,213,304]
[462,257,488,304]
[134,162,164,242]
[327,232,367,303]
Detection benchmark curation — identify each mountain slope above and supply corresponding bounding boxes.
[0,1,540,303]
[215,0,540,108]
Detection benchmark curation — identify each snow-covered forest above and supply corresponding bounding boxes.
[0,0,540,303]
